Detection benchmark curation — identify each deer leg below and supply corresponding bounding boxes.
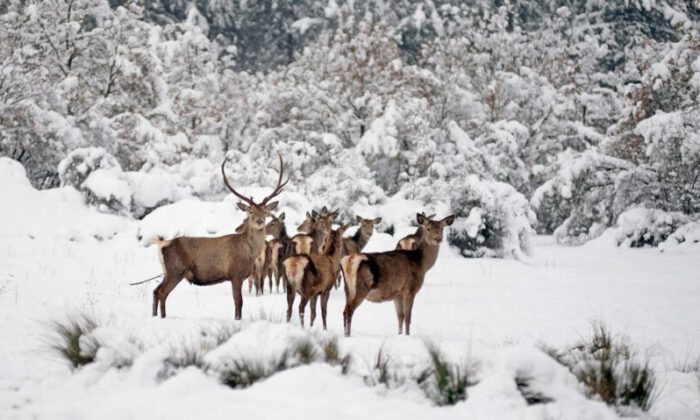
[232,278,244,320]
[152,283,163,317]
[298,296,309,328]
[248,276,253,294]
[286,282,295,322]
[309,295,318,327]
[402,294,416,336]
[342,297,364,337]
[275,268,283,293]
[157,275,183,319]
[394,297,405,335]
[320,289,331,330]
[254,272,262,296]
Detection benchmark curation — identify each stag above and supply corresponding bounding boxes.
[341,213,454,336]
[284,222,351,329]
[152,154,288,319]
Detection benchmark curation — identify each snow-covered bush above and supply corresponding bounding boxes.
[58,148,122,190]
[660,220,700,251]
[532,151,638,244]
[614,208,691,248]
[448,176,534,258]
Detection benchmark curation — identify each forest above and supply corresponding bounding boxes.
[1,0,699,256]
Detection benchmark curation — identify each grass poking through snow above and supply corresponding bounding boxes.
[420,341,478,406]
[541,321,658,413]
[46,313,100,369]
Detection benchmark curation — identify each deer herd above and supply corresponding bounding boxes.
[151,155,454,337]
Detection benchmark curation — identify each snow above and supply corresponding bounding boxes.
[1,163,699,420]
[83,169,133,210]
[292,17,323,35]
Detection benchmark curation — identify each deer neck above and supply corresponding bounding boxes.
[245,227,266,255]
[275,225,289,242]
[312,229,328,251]
[416,238,440,273]
[352,228,372,250]
[322,234,344,264]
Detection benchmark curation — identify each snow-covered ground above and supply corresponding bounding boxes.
[1,158,699,419]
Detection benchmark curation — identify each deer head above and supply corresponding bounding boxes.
[416,213,455,245]
[315,208,339,236]
[356,216,382,235]
[297,211,316,234]
[266,212,286,238]
[221,153,288,232]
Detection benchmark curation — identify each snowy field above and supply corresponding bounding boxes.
[1,158,699,420]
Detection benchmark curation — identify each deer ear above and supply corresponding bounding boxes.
[312,210,319,218]
[279,212,286,220]
[330,211,339,220]
[356,215,363,223]
[237,202,250,212]
[416,213,427,225]
[265,201,279,212]
[441,215,456,226]
[374,217,382,224]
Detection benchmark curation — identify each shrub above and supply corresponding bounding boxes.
[615,208,691,247]
[448,175,534,258]
[542,322,658,412]
[420,342,478,406]
[46,314,100,369]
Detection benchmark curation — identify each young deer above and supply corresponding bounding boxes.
[283,222,351,329]
[335,216,382,288]
[343,216,382,255]
[341,213,454,336]
[265,212,294,293]
[395,212,435,250]
[152,155,287,319]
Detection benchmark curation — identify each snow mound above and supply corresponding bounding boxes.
[0,157,131,241]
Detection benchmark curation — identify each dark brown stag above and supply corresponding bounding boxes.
[152,154,288,319]
[341,213,454,336]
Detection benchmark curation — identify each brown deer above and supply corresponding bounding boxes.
[334,216,382,288]
[395,212,435,250]
[151,154,288,319]
[283,222,351,329]
[265,212,295,293]
[340,213,455,336]
[290,207,338,255]
[343,216,382,254]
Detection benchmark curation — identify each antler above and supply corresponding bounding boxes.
[261,152,289,205]
[221,158,255,206]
